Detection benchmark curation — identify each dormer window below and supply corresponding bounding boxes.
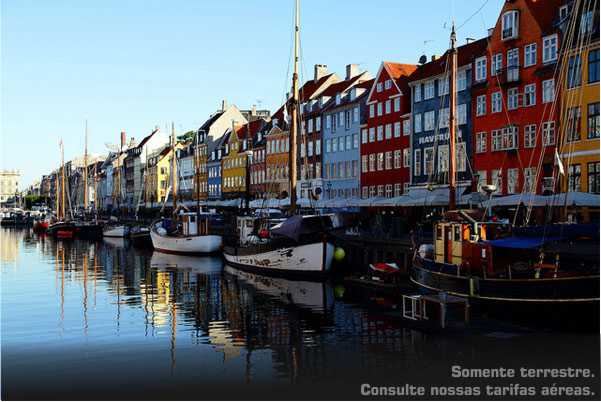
[335,93,341,105]
[502,10,519,40]
[559,5,570,22]
[350,87,357,101]
[376,82,383,92]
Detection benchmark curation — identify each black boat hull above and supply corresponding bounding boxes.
[410,257,600,303]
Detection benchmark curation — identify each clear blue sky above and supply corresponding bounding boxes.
[1,0,503,188]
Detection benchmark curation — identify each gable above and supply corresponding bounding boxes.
[366,62,403,104]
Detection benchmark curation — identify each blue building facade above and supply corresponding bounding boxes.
[207,133,229,200]
[321,79,373,200]
[409,39,487,189]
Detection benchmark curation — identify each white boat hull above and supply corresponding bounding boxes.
[150,230,222,254]
[103,225,128,238]
[223,241,335,274]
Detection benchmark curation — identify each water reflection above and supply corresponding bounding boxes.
[1,228,599,400]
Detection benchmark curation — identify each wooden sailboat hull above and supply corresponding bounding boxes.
[410,256,600,303]
[223,240,335,277]
[150,230,222,254]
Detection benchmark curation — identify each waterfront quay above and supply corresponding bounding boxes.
[1,227,600,400]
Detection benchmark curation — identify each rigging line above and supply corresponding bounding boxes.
[457,0,492,30]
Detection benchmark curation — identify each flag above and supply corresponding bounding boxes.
[554,149,565,176]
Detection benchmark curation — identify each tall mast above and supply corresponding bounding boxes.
[55,169,60,219]
[84,120,89,210]
[448,23,457,210]
[171,122,178,219]
[289,0,300,212]
[195,130,201,222]
[60,140,66,221]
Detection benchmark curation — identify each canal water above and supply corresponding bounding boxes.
[1,228,599,400]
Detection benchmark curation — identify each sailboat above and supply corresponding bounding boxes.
[74,120,103,239]
[409,24,599,304]
[48,139,76,238]
[103,131,129,238]
[223,0,335,276]
[149,123,223,254]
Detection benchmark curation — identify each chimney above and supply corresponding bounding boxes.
[221,99,228,111]
[251,104,257,116]
[431,55,438,62]
[346,64,359,80]
[314,64,328,81]
[120,131,126,148]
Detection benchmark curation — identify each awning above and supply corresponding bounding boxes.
[483,193,548,207]
[544,192,600,207]
[486,236,562,249]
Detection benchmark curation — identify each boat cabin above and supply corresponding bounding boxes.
[177,212,213,236]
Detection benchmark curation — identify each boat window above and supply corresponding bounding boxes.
[454,226,461,241]
[190,216,196,223]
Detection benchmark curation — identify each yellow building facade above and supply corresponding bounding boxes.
[145,143,184,205]
[221,126,249,199]
[560,40,599,194]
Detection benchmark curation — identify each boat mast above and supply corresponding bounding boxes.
[60,139,66,221]
[195,130,201,221]
[448,23,457,211]
[171,122,178,220]
[84,120,88,211]
[289,0,300,212]
[55,168,60,220]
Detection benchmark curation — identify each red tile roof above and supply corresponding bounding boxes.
[408,38,488,82]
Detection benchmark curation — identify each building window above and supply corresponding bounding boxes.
[491,169,501,194]
[507,87,519,110]
[424,147,435,175]
[361,155,368,173]
[353,133,359,149]
[385,151,392,170]
[414,113,422,133]
[589,49,599,83]
[414,150,421,176]
[491,92,502,113]
[377,153,384,171]
[580,10,594,34]
[377,126,384,141]
[369,127,375,142]
[351,160,357,177]
[424,80,435,99]
[542,34,558,63]
[403,120,410,136]
[325,139,331,153]
[385,184,393,198]
[424,111,435,131]
[457,69,467,91]
[385,100,391,114]
[353,106,360,123]
[457,104,467,125]
[476,95,486,116]
[507,168,518,194]
[393,122,401,138]
[524,43,537,67]
[502,125,518,150]
[492,129,502,151]
[438,76,449,96]
[362,186,368,199]
[384,79,392,90]
[475,56,487,81]
[385,124,392,139]
[507,48,519,82]
[522,168,535,192]
[476,132,487,153]
[376,82,383,92]
[437,145,448,173]
[394,183,402,197]
[524,124,536,148]
[502,10,519,40]
[491,53,503,76]
[543,121,555,146]
[369,104,375,118]
[567,107,581,142]
[414,84,422,102]
[403,148,410,167]
[316,116,321,131]
[542,79,554,103]
[588,162,600,193]
[393,150,401,169]
[361,128,368,144]
[394,97,401,112]
[523,84,536,107]
[345,135,351,151]
[369,186,376,198]
[438,107,449,129]
[316,139,321,155]
[568,164,581,192]
[377,102,383,116]
[332,138,338,153]
[567,55,582,88]
[588,102,600,139]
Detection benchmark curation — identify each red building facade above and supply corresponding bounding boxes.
[361,62,417,199]
[472,0,563,195]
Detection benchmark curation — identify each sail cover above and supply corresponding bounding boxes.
[271,215,332,242]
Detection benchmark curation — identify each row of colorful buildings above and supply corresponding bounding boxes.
[34,0,599,214]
